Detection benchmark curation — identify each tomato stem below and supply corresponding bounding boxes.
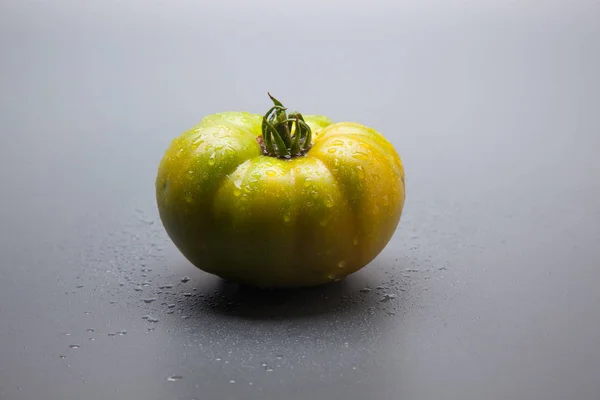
[260,93,312,158]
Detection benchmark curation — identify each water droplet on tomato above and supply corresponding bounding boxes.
[208,152,216,166]
[337,260,347,269]
[266,170,276,177]
[352,152,368,160]
[356,166,365,179]
[328,148,337,154]
[331,140,344,146]
[327,272,343,282]
[382,195,389,206]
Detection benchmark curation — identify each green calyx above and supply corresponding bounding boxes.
[260,93,312,158]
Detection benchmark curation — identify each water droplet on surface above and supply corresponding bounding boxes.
[183,293,193,297]
[327,148,337,154]
[216,357,222,361]
[276,355,283,360]
[266,367,274,372]
[331,140,345,146]
[167,375,182,382]
[233,189,241,197]
[342,342,349,348]
[229,379,236,384]
[141,298,157,304]
[359,287,371,293]
[87,329,94,333]
[69,345,80,349]
[337,260,347,269]
[380,293,397,302]
[167,303,176,308]
[266,170,276,177]
[59,355,66,359]
[76,285,84,289]
[133,286,143,292]
[159,284,174,289]
[181,276,191,283]
[324,197,334,208]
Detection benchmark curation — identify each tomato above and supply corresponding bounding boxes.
[156,94,405,288]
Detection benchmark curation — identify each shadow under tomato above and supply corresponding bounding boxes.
[177,271,395,321]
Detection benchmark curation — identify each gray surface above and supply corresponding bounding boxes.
[1,1,600,399]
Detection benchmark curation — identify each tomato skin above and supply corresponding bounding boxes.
[156,111,405,288]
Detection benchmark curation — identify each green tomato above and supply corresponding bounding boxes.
[156,95,406,288]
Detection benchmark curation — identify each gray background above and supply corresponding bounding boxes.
[1,1,599,399]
